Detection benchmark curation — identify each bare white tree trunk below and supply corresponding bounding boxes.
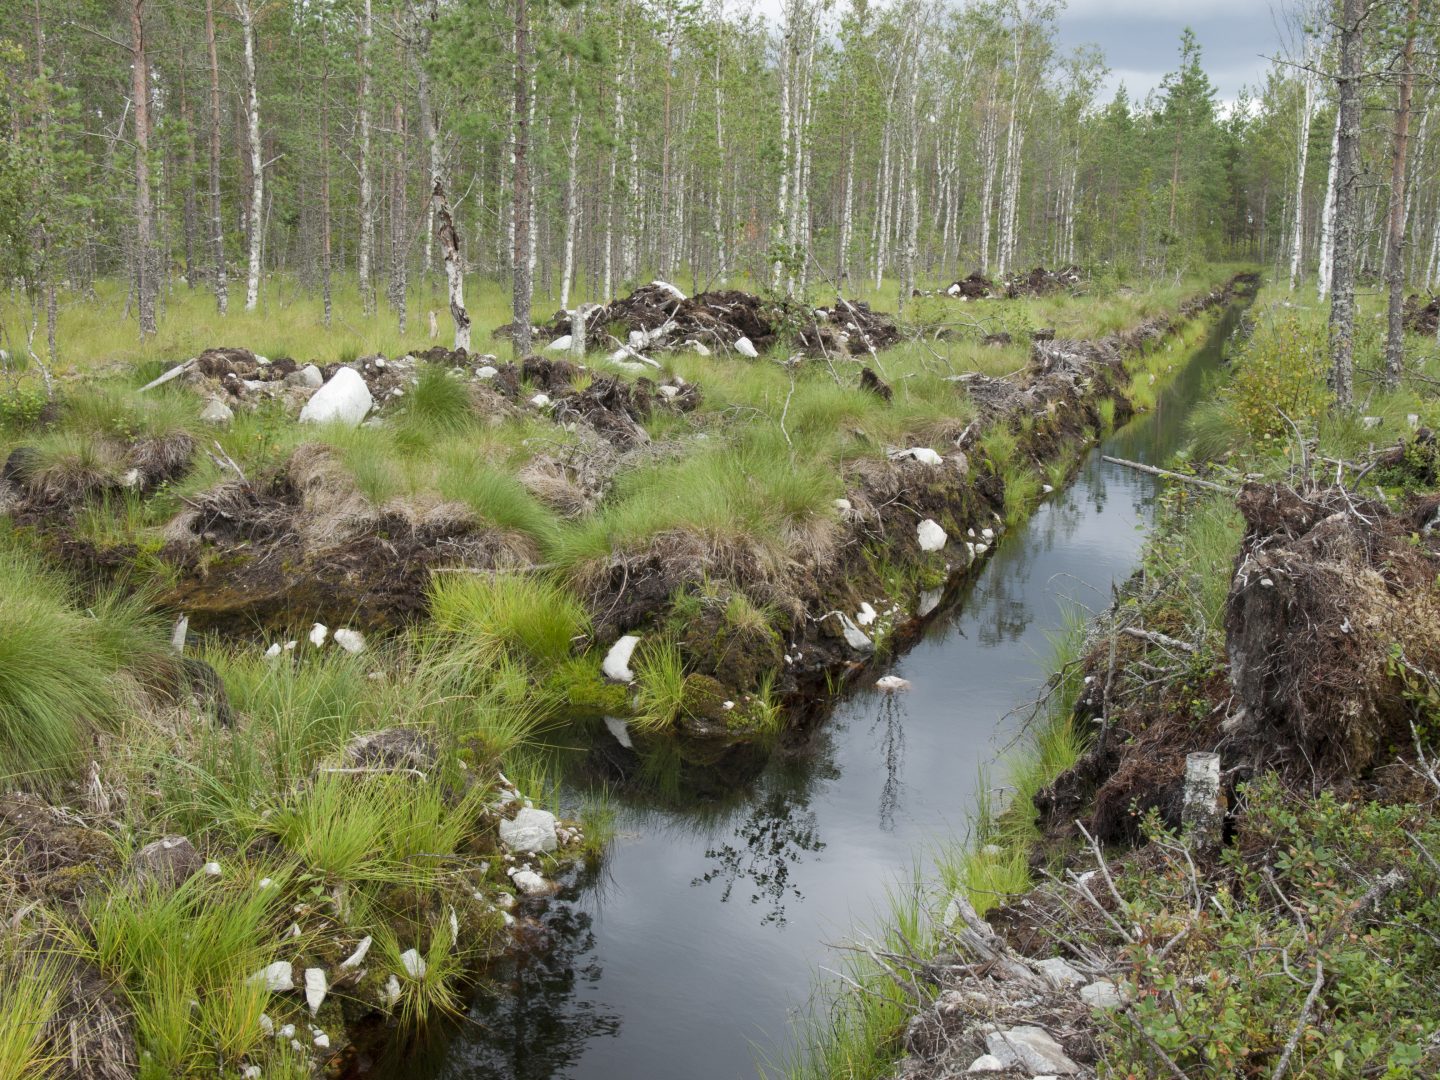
[413,0,441,278]
[204,0,227,315]
[900,24,920,309]
[1317,110,1340,300]
[838,138,855,285]
[771,12,793,291]
[978,67,1000,273]
[131,0,157,336]
[238,0,263,312]
[559,64,581,310]
[433,181,470,351]
[713,46,727,281]
[358,0,375,313]
[604,22,624,298]
[1288,66,1315,290]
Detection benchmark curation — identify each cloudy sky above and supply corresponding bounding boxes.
[1056,0,1282,108]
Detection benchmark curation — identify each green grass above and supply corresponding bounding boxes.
[0,534,171,788]
[427,572,589,671]
[0,955,62,1079]
[631,639,689,733]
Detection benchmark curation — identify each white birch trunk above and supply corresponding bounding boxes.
[239,0,262,312]
[1317,110,1340,301]
[1288,68,1314,290]
[713,47,727,281]
[358,0,374,312]
[772,16,792,291]
[560,71,581,310]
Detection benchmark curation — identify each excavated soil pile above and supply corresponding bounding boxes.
[157,443,535,632]
[942,272,997,299]
[540,283,900,358]
[1404,293,1439,336]
[1002,265,1084,298]
[159,346,418,410]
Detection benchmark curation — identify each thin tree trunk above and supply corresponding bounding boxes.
[179,52,198,288]
[512,0,533,354]
[560,60,581,310]
[238,0,263,312]
[390,101,407,334]
[1318,109,1340,299]
[1328,0,1365,410]
[433,180,471,350]
[772,13,792,291]
[414,1,441,279]
[321,28,332,327]
[713,46,727,282]
[130,0,157,337]
[358,0,375,313]
[604,21,624,299]
[1383,0,1419,388]
[1289,67,1314,290]
[205,0,227,315]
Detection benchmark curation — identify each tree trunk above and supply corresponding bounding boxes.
[321,24,332,327]
[205,0,227,315]
[358,0,375,314]
[772,16,792,291]
[713,47,727,282]
[1288,68,1314,290]
[414,1,441,279]
[130,0,157,337]
[604,21,624,299]
[238,0,263,312]
[390,101,408,334]
[1317,110,1340,300]
[1383,0,1419,389]
[560,61,581,310]
[512,0,533,355]
[1327,0,1365,410]
[433,180,471,350]
[179,53,198,288]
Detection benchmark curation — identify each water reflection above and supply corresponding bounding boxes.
[872,693,906,831]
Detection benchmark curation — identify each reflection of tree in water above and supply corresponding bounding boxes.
[690,761,828,927]
[872,692,906,831]
[398,874,622,1080]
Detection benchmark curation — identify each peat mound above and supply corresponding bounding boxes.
[1404,293,1439,336]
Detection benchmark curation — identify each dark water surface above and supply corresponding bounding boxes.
[407,306,1242,1080]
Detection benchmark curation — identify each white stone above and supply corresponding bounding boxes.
[200,397,234,424]
[339,936,373,970]
[690,341,711,356]
[974,543,988,555]
[1080,979,1130,1010]
[499,807,559,854]
[399,949,427,979]
[657,384,680,399]
[947,284,962,297]
[722,700,735,710]
[1362,415,1382,430]
[1042,484,1055,493]
[291,364,324,389]
[917,519,948,552]
[894,447,943,466]
[304,968,327,1015]
[277,1024,295,1040]
[734,336,759,358]
[603,715,634,749]
[383,975,402,1007]
[530,393,552,408]
[981,527,995,540]
[264,643,282,659]
[203,861,222,877]
[835,613,874,654]
[309,623,328,647]
[833,498,852,512]
[248,961,294,993]
[966,1056,1006,1073]
[512,869,552,896]
[917,589,942,617]
[547,335,573,352]
[333,628,366,654]
[299,367,373,427]
[284,641,297,652]
[313,1032,330,1050]
[603,635,641,682]
[856,602,877,626]
[1034,957,1085,989]
[875,675,911,692]
[242,1067,262,1079]
[983,1025,1080,1075]
[476,365,499,379]
[259,1013,274,1036]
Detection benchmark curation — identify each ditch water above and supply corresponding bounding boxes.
[397,304,1243,1080]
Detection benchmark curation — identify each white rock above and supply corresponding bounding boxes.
[476,365,499,379]
[974,543,988,555]
[248,961,294,993]
[299,367,373,427]
[603,635,641,682]
[657,384,680,399]
[722,700,735,710]
[259,1013,274,1036]
[603,715,634,749]
[917,519,948,552]
[313,1032,330,1050]
[284,641,297,652]
[511,869,552,896]
[399,949,427,979]
[834,613,874,654]
[200,397,234,424]
[530,393,552,408]
[734,336,759,358]
[203,861,222,877]
[690,341,711,356]
[1042,483,1055,493]
[917,589,942,617]
[304,968,327,1015]
[383,975,402,1007]
[966,1056,1006,1073]
[893,447,943,466]
[833,498,852,512]
[264,643,282,659]
[277,1024,295,1040]
[332,628,366,654]
[309,623,328,647]
[339,936,373,970]
[875,675,911,692]
[1034,957,1085,989]
[856,602,877,626]
[947,284,962,297]
[242,1067,262,1079]
[981,527,995,540]
[984,1025,1080,1075]
[499,807,559,854]
[547,335,573,352]
[1079,979,1131,1010]
[1362,415,1382,430]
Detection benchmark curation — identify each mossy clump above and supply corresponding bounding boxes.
[545,656,633,716]
[675,673,732,738]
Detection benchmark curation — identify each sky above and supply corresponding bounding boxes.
[1056,0,1281,108]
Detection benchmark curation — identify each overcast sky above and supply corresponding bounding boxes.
[1056,0,1281,108]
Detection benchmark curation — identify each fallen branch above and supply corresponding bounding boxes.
[1102,456,1236,494]
[1121,626,1197,654]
